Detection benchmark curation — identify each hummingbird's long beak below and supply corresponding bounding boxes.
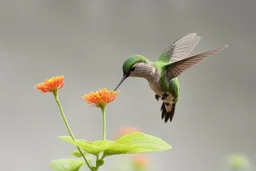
[114,73,129,91]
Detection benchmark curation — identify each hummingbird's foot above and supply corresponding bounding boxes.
[161,92,170,100]
[155,94,160,101]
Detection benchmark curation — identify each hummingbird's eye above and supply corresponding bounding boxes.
[130,67,135,71]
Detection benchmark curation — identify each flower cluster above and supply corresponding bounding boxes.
[35,75,119,108]
[34,75,168,171]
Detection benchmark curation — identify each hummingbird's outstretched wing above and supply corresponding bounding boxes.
[164,45,229,79]
[157,33,201,63]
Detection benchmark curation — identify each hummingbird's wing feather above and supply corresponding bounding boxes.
[165,45,229,79]
[157,33,201,62]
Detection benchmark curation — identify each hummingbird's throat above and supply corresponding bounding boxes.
[131,62,159,82]
[114,62,159,91]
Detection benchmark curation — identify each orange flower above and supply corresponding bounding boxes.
[131,155,149,168]
[34,75,64,93]
[115,126,141,139]
[82,88,120,108]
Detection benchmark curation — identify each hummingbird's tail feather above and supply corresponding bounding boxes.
[161,102,176,123]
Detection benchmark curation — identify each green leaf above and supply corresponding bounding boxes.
[104,132,171,155]
[71,150,88,158]
[71,151,83,157]
[59,136,115,155]
[49,159,84,171]
[71,150,93,165]
[59,132,171,156]
[115,132,171,153]
[59,136,128,155]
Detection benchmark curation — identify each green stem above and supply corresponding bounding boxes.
[53,91,92,170]
[95,154,99,170]
[100,153,106,160]
[95,153,106,171]
[93,105,107,171]
[100,106,106,140]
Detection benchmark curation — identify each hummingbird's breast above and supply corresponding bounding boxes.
[135,62,163,95]
[147,69,164,95]
[146,67,174,104]
[148,79,162,95]
[133,62,174,102]
[148,79,174,104]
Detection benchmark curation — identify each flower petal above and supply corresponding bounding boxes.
[82,88,120,108]
[35,75,64,93]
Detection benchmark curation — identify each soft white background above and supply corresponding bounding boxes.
[0,0,255,171]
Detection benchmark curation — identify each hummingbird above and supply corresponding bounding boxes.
[114,33,228,123]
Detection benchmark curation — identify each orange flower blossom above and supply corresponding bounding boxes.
[82,88,120,108]
[115,126,141,139]
[131,155,149,168]
[34,75,64,93]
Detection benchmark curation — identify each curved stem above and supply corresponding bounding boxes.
[95,154,100,170]
[53,91,92,170]
[100,152,106,160]
[100,106,106,140]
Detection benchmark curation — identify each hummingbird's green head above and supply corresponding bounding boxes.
[122,55,147,74]
[114,55,148,91]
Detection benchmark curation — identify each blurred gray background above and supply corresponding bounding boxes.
[0,0,255,171]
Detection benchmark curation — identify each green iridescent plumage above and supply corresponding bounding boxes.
[122,55,148,73]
